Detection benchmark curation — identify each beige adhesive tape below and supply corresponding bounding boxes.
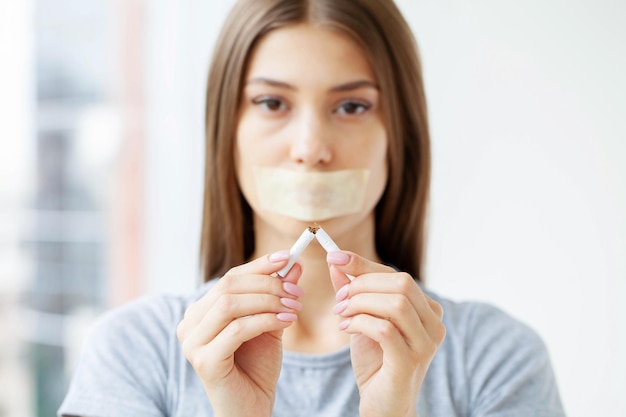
[254,167,370,221]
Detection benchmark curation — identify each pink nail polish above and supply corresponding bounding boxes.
[332,300,348,315]
[338,319,350,331]
[269,250,290,262]
[335,284,349,301]
[283,282,304,297]
[277,312,298,322]
[280,297,302,311]
[327,251,350,265]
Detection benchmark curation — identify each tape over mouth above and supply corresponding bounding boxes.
[253,167,370,221]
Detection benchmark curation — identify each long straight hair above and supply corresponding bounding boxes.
[201,0,431,282]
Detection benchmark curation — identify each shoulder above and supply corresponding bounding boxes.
[426,290,546,355]
[93,294,180,335]
[58,280,219,417]
[424,289,565,415]
[76,280,220,375]
[89,280,217,343]
[88,295,184,342]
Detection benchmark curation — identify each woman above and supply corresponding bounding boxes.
[59,1,566,416]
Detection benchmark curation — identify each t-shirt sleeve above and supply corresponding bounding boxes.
[57,295,179,417]
[464,303,566,417]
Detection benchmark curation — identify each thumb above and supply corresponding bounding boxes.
[328,264,351,293]
[280,262,303,286]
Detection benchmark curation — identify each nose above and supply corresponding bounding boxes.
[289,108,333,167]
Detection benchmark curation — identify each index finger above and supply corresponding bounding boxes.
[183,256,302,324]
[326,250,396,277]
[326,251,396,293]
[225,249,291,277]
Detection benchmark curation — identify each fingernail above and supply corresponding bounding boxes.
[283,282,304,297]
[332,300,348,315]
[277,312,298,322]
[269,250,290,262]
[327,251,350,265]
[338,319,350,331]
[335,284,350,301]
[280,297,302,311]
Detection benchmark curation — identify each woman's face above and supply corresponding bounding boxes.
[235,23,388,236]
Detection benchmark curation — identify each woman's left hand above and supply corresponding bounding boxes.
[327,251,446,417]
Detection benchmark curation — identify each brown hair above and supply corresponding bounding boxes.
[201,0,431,282]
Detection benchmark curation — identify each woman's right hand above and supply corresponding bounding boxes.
[177,250,304,417]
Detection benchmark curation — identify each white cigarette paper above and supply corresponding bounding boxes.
[276,228,316,278]
[314,227,340,252]
[316,227,355,281]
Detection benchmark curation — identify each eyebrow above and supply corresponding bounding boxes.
[329,80,379,92]
[245,77,379,92]
[246,77,295,90]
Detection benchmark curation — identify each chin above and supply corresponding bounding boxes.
[289,213,373,239]
[251,200,376,240]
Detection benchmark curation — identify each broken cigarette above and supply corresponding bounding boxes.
[316,227,355,281]
[276,225,344,278]
[314,226,340,253]
[276,227,316,278]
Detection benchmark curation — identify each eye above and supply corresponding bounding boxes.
[251,96,288,112]
[335,100,371,116]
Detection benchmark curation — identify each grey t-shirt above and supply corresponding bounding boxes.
[58,279,566,417]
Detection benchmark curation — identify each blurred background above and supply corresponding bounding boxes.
[0,0,624,416]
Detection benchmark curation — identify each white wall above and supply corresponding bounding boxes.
[0,2,35,208]
[143,1,626,416]
[142,0,230,295]
[0,1,36,415]
[401,2,626,416]
[0,0,35,286]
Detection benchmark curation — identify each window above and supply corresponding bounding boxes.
[0,1,145,415]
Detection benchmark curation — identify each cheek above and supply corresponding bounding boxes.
[234,152,262,215]
[368,128,388,178]
[361,129,389,207]
[372,145,389,199]
[235,111,284,165]
[235,114,257,166]
[235,112,285,212]
[234,117,260,205]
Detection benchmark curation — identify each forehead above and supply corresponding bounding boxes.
[244,23,377,85]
